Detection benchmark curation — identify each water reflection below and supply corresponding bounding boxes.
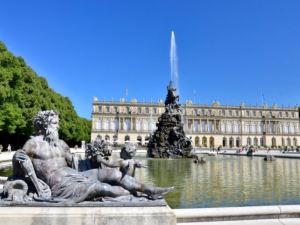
[135,155,300,208]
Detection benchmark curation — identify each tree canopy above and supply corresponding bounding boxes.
[0,41,91,149]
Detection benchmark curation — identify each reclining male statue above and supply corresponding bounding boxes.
[9,110,173,203]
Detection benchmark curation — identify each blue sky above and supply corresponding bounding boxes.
[1,0,300,119]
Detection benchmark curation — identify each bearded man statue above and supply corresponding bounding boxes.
[6,110,172,203]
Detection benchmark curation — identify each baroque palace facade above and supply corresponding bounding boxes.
[91,97,300,148]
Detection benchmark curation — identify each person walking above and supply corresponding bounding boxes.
[7,144,11,152]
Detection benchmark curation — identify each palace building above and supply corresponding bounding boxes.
[91,97,300,148]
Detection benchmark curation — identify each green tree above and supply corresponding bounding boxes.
[0,41,91,148]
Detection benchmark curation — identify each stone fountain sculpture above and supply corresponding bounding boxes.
[83,135,112,170]
[98,142,147,178]
[0,110,173,204]
[147,81,193,158]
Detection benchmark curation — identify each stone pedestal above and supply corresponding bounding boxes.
[0,206,176,225]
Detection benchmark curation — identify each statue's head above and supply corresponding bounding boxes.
[167,81,176,92]
[120,142,136,159]
[33,110,59,143]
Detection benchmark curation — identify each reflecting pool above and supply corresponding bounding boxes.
[133,155,300,208]
[1,155,300,209]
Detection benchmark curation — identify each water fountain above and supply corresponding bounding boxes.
[147,32,193,158]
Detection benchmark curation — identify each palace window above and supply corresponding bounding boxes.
[194,120,199,132]
[96,119,102,129]
[138,107,142,114]
[208,121,213,132]
[98,106,102,112]
[153,108,157,114]
[143,119,149,131]
[110,118,115,130]
[250,123,256,133]
[146,108,149,114]
[290,124,295,134]
[287,138,291,146]
[124,118,131,131]
[245,123,250,133]
[233,122,239,133]
[283,123,288,133]
[136,119,141,131]
[254,137,258,146]
[247,137,252,145]
[103,118,110,130]
[201,121,206,132]
[226,122,232,133]
[106,106,110,113]
[114,118,119,130]
[260,137,264,146]
[221,122,225,132]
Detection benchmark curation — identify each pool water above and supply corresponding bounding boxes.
[134,155,300,208]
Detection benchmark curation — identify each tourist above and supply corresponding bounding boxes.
[7,144,11,152]
[0,144,3,153]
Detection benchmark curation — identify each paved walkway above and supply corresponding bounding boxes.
[174,205,300,225]
[178,218,300,225]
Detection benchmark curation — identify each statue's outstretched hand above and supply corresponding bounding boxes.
[135,161,147,168]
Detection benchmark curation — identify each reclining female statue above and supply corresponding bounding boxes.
[11,110,172,203]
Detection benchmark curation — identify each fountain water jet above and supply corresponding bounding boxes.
[170,31,179,94]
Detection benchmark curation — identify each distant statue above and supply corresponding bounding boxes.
[193,155,206,164]
[85,135,112,169]
[2,110,173,203]
[7,144,11,152]
[164,81,181,114]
